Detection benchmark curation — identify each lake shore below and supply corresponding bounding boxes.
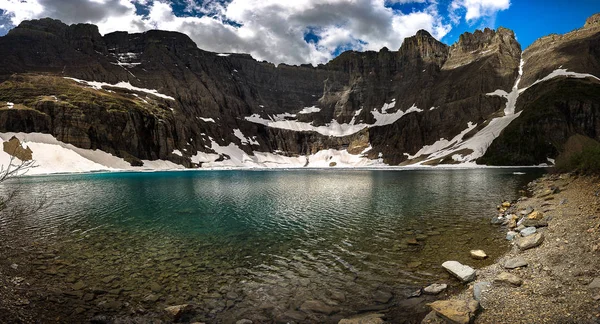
[0,168,561,324]
[422,173,600,324]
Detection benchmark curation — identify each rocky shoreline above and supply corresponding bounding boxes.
[422,173,600,324]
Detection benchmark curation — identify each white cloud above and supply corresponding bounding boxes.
[450,0,510,23]
[0,0,454,65]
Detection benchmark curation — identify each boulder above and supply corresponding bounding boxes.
[516,232,544,250]
[424,283,448,295]
[442,261,476,283]
[494,272,523,286]
[428,299,479,324]
[469,250,487,260]
[502,201,511,208]
[503,256,528,269]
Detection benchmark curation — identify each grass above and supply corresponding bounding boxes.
[0,74,173,118]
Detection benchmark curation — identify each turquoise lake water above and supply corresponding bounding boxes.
[0,168,545,322]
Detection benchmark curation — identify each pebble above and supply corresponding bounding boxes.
[72,281,85,291]
[527,211,544,220]
[407,261,422,268]
[506,231,518,241]
[519,227,537,237]
[494,272,523,286]
[235,320,253,324]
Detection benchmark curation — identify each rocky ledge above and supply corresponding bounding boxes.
[423,173,600,323]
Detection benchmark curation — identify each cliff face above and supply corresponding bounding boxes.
[480,15,600,165]
[0,15,597,168]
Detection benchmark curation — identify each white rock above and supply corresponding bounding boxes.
[442,261,476,283]
[469,250,487,260]
[424,283,448,295]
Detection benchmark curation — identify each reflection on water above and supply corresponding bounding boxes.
[0,169,544,322]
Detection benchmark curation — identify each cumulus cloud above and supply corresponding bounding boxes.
[450,0,510,24]
[0,0,507,65]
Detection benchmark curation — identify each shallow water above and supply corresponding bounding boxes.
[0,169,544,322]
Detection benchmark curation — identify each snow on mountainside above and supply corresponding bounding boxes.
[0,15,598,173]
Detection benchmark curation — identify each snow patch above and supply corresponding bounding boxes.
[200,139,386,168]
[197,117,215,123]
[64,78,175,101]
[404,122,478,160]
[297,106,321,114]
[0,133,183,175]
[233,129,259,146]
[172,150,183,157]
[6,102,14,109]
[217,53,230,57]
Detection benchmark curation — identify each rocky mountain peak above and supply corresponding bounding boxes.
[398,29,448,66]
[9,17,69,37]
[584,13,600,28]
[442,27,520,70]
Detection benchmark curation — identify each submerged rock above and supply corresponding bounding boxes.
[442,261,476,283]
[469,250,487,260]
[373,290,393,303]
[424,283,448,295]
[164,304,194,321]
[300,300,338,315]
[339,313,385,324]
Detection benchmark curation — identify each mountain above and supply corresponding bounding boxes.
[0,14,598,171]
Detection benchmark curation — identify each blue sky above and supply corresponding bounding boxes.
[0,0,598,64]
[443,0,600,48]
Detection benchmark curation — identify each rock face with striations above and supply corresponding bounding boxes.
[0,15,598,168]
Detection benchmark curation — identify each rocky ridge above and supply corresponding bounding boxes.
[0,15,598,169]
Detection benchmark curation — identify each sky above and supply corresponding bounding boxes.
[0,0,598,65]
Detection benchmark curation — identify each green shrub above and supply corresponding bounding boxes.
[556,146,600,174]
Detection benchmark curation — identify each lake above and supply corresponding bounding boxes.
[0,168,544,323]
